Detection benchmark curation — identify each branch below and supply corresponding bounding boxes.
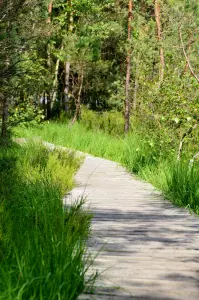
[179,26,199,83]
[189,151,199,168]
[0,58,36,77]
[177,124,198,161]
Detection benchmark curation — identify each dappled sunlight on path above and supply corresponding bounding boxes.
[66,155,199,300]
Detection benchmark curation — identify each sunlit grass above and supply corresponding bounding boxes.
[0,141,95,299]
[14,119,199,215]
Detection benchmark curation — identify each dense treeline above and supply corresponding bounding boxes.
[1,0,199,156]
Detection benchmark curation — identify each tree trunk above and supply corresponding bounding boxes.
[154,0,164,88]
[64,61,70,112]
[52,57,60,104]
[179,27,199,84]
[46,93,51,119]
[44,1,53,120]
[47,1,53,24]
[177,124,198,161]
[51,50,62,109]
[47,1,53,69]
[64,2,73,113]
[1,96,9,139]
[133,54,140,111]
[72,66,84,124]
[124,0,133,134]
[133,76,138,111]
[1,21,11,139]
[183,41,191,75]
[43,92,47,119]
[181,37,195,77]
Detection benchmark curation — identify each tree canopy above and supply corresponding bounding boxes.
[1,0,199,139]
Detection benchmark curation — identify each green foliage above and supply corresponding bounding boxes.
[14,120,163,179]
[14,118,199,215]
[122,135,160,174]
[166,163,199,214]
[1,0,199,135]
[2,0,199,220]
[0,142,94,299]
[81,107,124,136]
[9,100,45,127]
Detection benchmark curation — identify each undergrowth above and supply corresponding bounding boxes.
[0,141,94,300]
[14,110,199,215]
[166,162,199,214]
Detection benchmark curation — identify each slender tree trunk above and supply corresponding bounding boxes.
[43,92,47,119]
[52,58,60,103]
[72,66,84,124]
[64,61,70,113]
[133,75,138,111]
[177,124,198,161]
[179,27,199,84]
[64,1,73,113]
[183,44,190,75]
[46,94,51,119]
[124,0,133,134]
[47,1,53,69]
[154,0,165,88]
[51,50,62,109]
[133,54,140,111]
[46,1,53,118]
[47,1,53,24]
[182,38,194,76]
[1,96,9,139]
[1,21,11,139]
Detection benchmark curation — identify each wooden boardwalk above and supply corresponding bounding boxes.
[65,153,199,300]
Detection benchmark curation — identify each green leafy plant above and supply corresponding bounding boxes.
[9,100,45,127]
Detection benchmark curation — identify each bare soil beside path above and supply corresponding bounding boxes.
[66,154,199,300]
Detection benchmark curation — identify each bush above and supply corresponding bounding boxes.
[122,135,160,174]
[9,99,44,127]
[81,107,124,136]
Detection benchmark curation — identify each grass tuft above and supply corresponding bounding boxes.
[166,162,199,213]
[0,141,94,299]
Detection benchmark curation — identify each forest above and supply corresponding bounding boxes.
[1,0,199,299]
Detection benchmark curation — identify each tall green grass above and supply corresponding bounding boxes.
[14,122,163,173]
[166,162,199,214]
[14,116,199,215]
[0,142,94,300]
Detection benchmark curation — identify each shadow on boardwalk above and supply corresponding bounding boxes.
[67,154,199,299]
[87,200,199,299]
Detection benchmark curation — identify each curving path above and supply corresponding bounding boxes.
[65,153,199,300]
[15,139,199,299]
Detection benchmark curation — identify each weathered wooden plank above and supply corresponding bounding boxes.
[67,154,199,299]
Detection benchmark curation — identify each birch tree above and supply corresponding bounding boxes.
[124,0,133,133]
